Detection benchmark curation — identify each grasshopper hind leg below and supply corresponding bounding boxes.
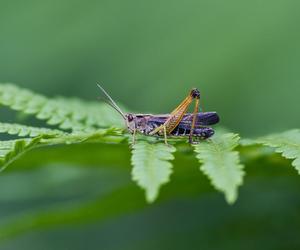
[189,97,200,144]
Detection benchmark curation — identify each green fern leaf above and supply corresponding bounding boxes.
[193,133,244,204]
[0,126,124,171]
[259,129,300,173]
[0,83,123,131]
[131,141,176,203]
[60,127,124,144]
[0,122,65,137]
[0,137,43,171]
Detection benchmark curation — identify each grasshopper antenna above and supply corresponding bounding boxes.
[97,84,126,120]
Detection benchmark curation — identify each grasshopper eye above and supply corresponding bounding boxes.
[127,114,134,122]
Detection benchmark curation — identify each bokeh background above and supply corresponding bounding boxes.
[0,1,300,249]
[1,0,300,136]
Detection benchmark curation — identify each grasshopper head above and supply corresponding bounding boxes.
[125,113,136,133]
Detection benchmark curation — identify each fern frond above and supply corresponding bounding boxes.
[131,141,176,203]
[0,124,123,171]
[0,122,65,137]
[2,83,300,205]
[56,127,124,145]
[0,123,67,171]
[0,138,43,172]
[258,129,300,173]
[193,133,244,204]
[0,84,123,131]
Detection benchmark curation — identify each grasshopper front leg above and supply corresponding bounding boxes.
[132,128,136,145]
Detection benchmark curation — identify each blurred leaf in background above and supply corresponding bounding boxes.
[0,0,299,136]
[1,143,300,250]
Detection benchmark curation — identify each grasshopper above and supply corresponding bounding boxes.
[97,84,219,144]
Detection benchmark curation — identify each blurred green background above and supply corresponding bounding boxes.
[1,0,299,136]
[1,0,300,249]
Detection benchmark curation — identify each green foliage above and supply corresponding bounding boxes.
[0,121,123,172]
[258,129,300,173]
[0,122,65,137]
[0,127,124,173]
[131,141,176,202]
[0,84,123,131]
[193,133,244,204]
[0,139,35,172]
[0,84,300,205]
